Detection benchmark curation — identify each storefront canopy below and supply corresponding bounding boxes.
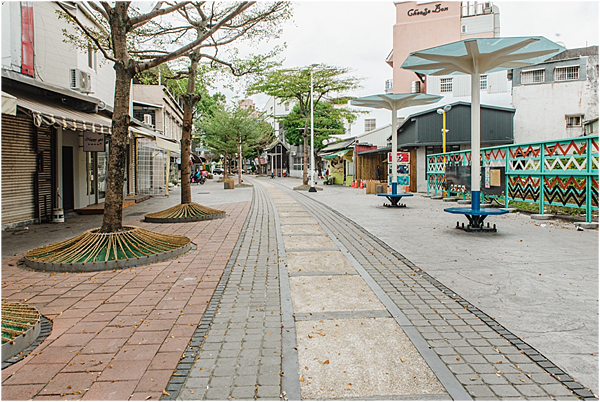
[1,92,17,116]
[322,149,353,161]
[129,126,179,153]
[8,89,112,133]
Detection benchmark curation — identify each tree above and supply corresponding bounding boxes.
[247,65,361,185]
[281,102,355,148]
[199,104,274,184]
[57,1,291,232]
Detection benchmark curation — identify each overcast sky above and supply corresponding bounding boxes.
[220,1,599,135]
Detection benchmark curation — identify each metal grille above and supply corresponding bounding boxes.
[521,69,545,84]
[554,66,579,81]
[137,138,168,195]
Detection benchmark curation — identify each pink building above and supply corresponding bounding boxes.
[387,1,500,94]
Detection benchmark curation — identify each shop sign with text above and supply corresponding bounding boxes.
[407,3,449,17]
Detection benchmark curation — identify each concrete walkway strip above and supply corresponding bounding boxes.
[261,181,453,401]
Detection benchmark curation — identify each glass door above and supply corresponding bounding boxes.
[86,147,109,205]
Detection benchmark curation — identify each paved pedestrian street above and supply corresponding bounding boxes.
[1,177,597,400]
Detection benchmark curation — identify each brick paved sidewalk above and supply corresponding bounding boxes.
[1,201,249,400]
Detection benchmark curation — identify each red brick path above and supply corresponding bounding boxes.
[1,202,250,400]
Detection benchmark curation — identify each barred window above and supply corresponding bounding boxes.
[566,115,582,127]
[554,66,579,81]
[480,75,488,90]
[440,78,453,93]
[521,69,545,84]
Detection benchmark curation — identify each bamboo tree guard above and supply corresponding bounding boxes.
[144,202,226,223]
[1,302,40,345]
[24,226,191,272]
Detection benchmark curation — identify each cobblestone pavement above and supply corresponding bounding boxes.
[170,177,596,400]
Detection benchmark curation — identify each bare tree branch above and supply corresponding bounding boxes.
[130,1,192,29]
[85,1,109,21]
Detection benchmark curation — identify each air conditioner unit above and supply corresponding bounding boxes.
[410,80,421,94]
[70,69,92,92]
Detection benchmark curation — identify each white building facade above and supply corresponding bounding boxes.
[511,46,599,144]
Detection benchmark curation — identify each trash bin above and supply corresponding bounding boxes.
[278,172,281,177]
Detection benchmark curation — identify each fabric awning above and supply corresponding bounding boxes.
[10,90,112,133]
[2,92,17,116]
[323,149,353,160]
[130,126,180,153]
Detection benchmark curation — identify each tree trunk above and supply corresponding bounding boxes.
[180,55,200,205]
[256,149,262,174]
[223,154,229,178]
[100,4,133,233]
[238,142,243,185]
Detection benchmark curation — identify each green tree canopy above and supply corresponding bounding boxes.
[199,104,274,180]
[281,102,356,150]
[247,64,362,184]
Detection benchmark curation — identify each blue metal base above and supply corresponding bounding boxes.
[444,206,509,232]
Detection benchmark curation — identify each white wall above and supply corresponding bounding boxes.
[512,80,591,143]
[1,2,115,107]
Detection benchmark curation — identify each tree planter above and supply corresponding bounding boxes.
[1,302,41,362]
[24,227,191,272]
[144,202,226,223]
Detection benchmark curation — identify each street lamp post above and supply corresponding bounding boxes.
[436,104,452,157]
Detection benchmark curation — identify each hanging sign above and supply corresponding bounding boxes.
[83,130,104,152]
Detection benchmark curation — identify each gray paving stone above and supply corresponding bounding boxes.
[514,384,550,397]
[465,384,496,398]
[231,385,257,399]
[470,363,498,374]
[256,385,280,398]
[540,383,575,396]
[479,373,509,385]
[205,387,231,400]
[489,384,521,397]
[234,375,258,386]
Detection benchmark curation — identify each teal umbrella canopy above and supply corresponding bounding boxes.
[350,93,442,110]
[401,36,566,76]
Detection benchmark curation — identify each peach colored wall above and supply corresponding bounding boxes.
[392,1,461,94]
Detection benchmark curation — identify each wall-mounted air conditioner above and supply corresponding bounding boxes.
[70,69,92,92]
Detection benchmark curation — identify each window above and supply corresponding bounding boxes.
[554,66,579,81]
[364,119,376,132]
[440,78,453,93]
[461,24,467,33]
[480,75,488,90]
[521,69,545,84]
[285,103,289,112]
[566,115,583,127]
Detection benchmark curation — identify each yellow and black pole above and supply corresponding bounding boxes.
[437,104,452,196]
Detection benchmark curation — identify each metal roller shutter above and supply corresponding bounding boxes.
[1,114,37,228]
[36,124,54,223]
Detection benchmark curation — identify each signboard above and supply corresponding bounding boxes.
[388,152,410,190]
[83,130,104,152]
[445,163,505,196]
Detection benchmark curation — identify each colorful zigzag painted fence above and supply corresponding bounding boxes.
[426,135,599,222]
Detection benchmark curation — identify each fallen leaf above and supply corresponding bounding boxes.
[519,378,526,383]
[456,357,460,361]
[323,360,330,364]
[401,358,406,363]
[162,390,170,396]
